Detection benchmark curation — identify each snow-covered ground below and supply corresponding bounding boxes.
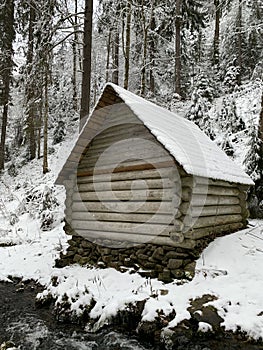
[0,207,263,340]
[0,82,263,342]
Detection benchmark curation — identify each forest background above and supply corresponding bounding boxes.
[0,0,262,216]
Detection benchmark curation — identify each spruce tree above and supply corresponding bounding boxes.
[0,0,15,171]
[243,121,261,181]
[217,97,245,134]
[186,73,215,139]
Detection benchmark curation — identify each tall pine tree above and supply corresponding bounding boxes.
[0,0,15,171]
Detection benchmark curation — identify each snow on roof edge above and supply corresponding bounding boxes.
[106,83,254,186]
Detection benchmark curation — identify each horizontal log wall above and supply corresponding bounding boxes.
[172,171,249,241]
[71,103,182,247]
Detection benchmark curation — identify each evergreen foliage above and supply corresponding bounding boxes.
[0,0,262,217]
[186,73,215,139]
[243,121,261,181]
[217,97,245,134]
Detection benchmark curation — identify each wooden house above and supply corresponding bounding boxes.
[56,83,253,281]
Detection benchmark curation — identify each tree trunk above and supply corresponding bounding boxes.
[140,30,147,96]
[43,65,49,174]
[259,92,263,175]
[26,2,36,160]
[106,28,112,82]
[80,0,93,131]
[72,0,78,111]
[0,101,9,171]
[37,91,43,159]
[213,0,220,67]
[237,0,242,85]
[149,11,156,94]
[112,29,119,85]
[124,0,131,90]
[140,2,151,97]
[175,0,182,95]
[0,0,15,171]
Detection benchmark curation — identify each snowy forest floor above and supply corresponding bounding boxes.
[0,139,263,346]
[1,83,263,347]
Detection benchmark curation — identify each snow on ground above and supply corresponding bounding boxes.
[1,190,263,339]
[0,82,263,341]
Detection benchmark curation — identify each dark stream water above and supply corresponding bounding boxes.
[0,281,262,350]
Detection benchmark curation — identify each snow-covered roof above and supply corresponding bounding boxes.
[57,83,253,186]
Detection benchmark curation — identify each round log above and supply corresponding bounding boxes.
[74,229,196,249]
[78,178,175,192]
[71,219,173,237]
[71,211,174,225]
[170,231,185,243]
[77,167,177,183]
[188,214,243,230]
[71,200,174,214]
[190,195,240,206]
[180,204,242,217]
[74,188,174,201]
[184,222,244,240]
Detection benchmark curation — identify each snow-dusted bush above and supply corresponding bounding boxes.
[17,184,60,231]
[223,66,240,93]
[186,74,215,139]
[53,120,66,144]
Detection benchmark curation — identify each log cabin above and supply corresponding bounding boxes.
[56,83,253,281]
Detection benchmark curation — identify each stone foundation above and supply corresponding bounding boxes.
[56,222,218,283]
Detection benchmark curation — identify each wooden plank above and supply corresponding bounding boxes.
[184,222,244,240]
[71,219,173,236]
[77,178,175,192]
[104,115,138,128]
[192,185,240,197]
[78,157,174,173]
[85,132,159,154]
[75,229,196,249]
[190,214,243,230]
[93,123,146,140]
[194,177,235,188]
[180,204,242,217]
[82,140,170,160]
[77,160,175,177]
[85,133,156,153]
[71,211,174,225]
[77,167,177,183]
[190,195,240,206]
[74,188,174,201]
[71,200,174,214]
[79,149,172,169]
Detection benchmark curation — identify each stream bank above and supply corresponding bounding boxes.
[0,280,262,350]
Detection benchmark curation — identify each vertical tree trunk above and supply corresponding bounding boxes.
[80,0,93,131]
[140,2,149,97]
[37,91,43,159]
[124,0,131,90]
[213,0,220,67]
[112,29,119,85]
[259,93,263,174]
[43,64,49,174]
[72,0,78,111]
[149,11,156,94]
[175,0,182,95]
[26,2,36,160]
[0,0,15,171]
[0,100,10,171]
[140,31,147,96]
[259,93,263,143]
[106,28,112,82]
[237,0,242,85]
